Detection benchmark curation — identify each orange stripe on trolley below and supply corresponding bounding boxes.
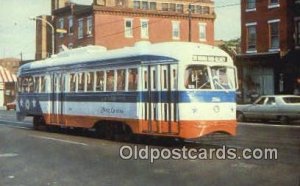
[42,114,236,139]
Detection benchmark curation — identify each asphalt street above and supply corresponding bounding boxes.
[0,110,299,186]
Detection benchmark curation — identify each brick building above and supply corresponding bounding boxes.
[237,0,300,102]
[35,0,215,59]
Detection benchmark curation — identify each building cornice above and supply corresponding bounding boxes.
[92,5,216,20]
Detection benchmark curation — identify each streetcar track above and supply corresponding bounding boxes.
[0,119,299,151]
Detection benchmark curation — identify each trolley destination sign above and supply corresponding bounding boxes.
[192,55,228,63]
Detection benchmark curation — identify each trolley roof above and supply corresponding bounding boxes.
[18,41,233,75]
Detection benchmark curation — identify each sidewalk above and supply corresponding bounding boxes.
[0,106,6,110]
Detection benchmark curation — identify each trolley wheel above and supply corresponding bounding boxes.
[95,125,105,139]
[237,112,246,122]
[279,116,289,125]
[33,116,46,130]
[104,124,115,140]
[95,123,115,140]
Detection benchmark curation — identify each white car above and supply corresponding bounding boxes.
[237,95,300,124]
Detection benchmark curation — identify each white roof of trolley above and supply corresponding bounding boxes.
[19,41,232,74]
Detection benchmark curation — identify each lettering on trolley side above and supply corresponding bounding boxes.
[99,107,124,114]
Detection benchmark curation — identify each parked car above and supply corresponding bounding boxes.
[6,100,16,111]
[237,95,300,124]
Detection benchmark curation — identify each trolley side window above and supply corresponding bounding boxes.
[78,72,85,92]
[86,72,94,92]
[28,76,34,93]
[144,70,148,90]
[96,71,105,91]
[128,68,138,91]
[34,76,40,93]
[41,76,46,93]
[106,70,115,92]
[162,68,168,89]
[172,68,177,89]
[17,77,22,93]
[69,73,76,92]
[117,69,126,91]
[21,77,28,93]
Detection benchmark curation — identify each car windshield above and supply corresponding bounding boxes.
[184,65,236,90]
[282,97,300,104]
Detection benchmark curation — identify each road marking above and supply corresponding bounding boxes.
[239,122,300,128]
[30,135,88,146]
[0,123,31,130]
[0,153,19,158]
[0,119,32,125]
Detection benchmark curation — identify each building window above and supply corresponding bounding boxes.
[87,16,93,36]
[149,2,156,10]
[78,18,83,39]
[195,6,202,14]
[162,3,168,11]
[58,45,64,52]
[202,6,210,14]
[199,23,207,41]
[172,21,180,40]
[190,5,195,13]
[133,1,140,9]
[141,19,149,39]
[141,1,148,10]
[58,18,64,38]
[68,16,73,35]
[268,20,280,50]
[176,4,183,13]
[269,0,280,8]
[296,19,300,47]
[116,0,125,6]
[124,19,133,38]
[68,43,73,49]
[246,23,257,52]
[169,3,176,11]
[246,0,256,10]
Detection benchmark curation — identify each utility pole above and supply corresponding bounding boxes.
[29,17,55,56]
[188,4,192,42]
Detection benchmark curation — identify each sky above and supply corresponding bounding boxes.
[0,0,240,60]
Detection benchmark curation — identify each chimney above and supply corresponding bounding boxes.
[51,0,69,11]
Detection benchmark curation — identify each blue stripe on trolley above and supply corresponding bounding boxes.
[18,91,236,103]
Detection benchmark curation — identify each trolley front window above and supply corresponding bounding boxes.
[211,66,236,90]
[185,65,211,89]
[185,65,237,90]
